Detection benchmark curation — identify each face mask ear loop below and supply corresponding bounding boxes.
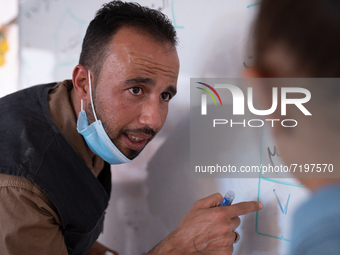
[88,70,98,122]
[80,99,84,112]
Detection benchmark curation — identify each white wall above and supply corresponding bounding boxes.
[0,0,18,98]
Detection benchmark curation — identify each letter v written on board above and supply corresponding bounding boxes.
[273,189,291,215]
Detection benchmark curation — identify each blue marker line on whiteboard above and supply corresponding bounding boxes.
[220,190,235,206]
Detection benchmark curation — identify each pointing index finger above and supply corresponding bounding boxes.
[224,201,263,217]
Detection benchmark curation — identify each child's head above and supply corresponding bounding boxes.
[247,0,340,189]
[252,0,340,77]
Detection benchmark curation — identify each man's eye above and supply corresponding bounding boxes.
[130,87,142,95]
[161,92,171,101]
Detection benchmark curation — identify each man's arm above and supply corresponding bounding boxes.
[147,193,262,255]
[86,241,119,255]
[0,174,68,255]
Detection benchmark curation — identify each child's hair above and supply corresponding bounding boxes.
[252,0,340,77]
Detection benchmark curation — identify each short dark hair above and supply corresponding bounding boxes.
[252,0,340,77]
[79,0,177,79]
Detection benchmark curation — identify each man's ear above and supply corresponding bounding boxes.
[72,64,91,101]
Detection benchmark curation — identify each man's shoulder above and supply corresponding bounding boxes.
[0,82,61,177]
[0,82,57,123]
[0,82,60,125]
[0,173,54,208]
[0,82,57,102]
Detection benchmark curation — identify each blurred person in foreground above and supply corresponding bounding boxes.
[245,0,340,254]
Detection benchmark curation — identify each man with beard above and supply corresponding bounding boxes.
[0,1,262,254]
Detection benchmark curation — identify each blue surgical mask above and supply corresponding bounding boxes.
[76,70,131,165]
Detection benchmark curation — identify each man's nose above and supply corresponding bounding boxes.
[139,98,165,130]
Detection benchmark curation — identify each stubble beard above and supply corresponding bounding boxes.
[86,87,144,160]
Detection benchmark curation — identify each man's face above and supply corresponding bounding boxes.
[86,27,179,159]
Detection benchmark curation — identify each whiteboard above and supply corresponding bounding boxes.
[19,1,310,254]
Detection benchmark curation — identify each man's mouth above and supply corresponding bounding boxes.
[123,133,152,151]
[127,134,144,142]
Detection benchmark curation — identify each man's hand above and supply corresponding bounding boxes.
[86,241,119,255]
[147,193,263,255]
